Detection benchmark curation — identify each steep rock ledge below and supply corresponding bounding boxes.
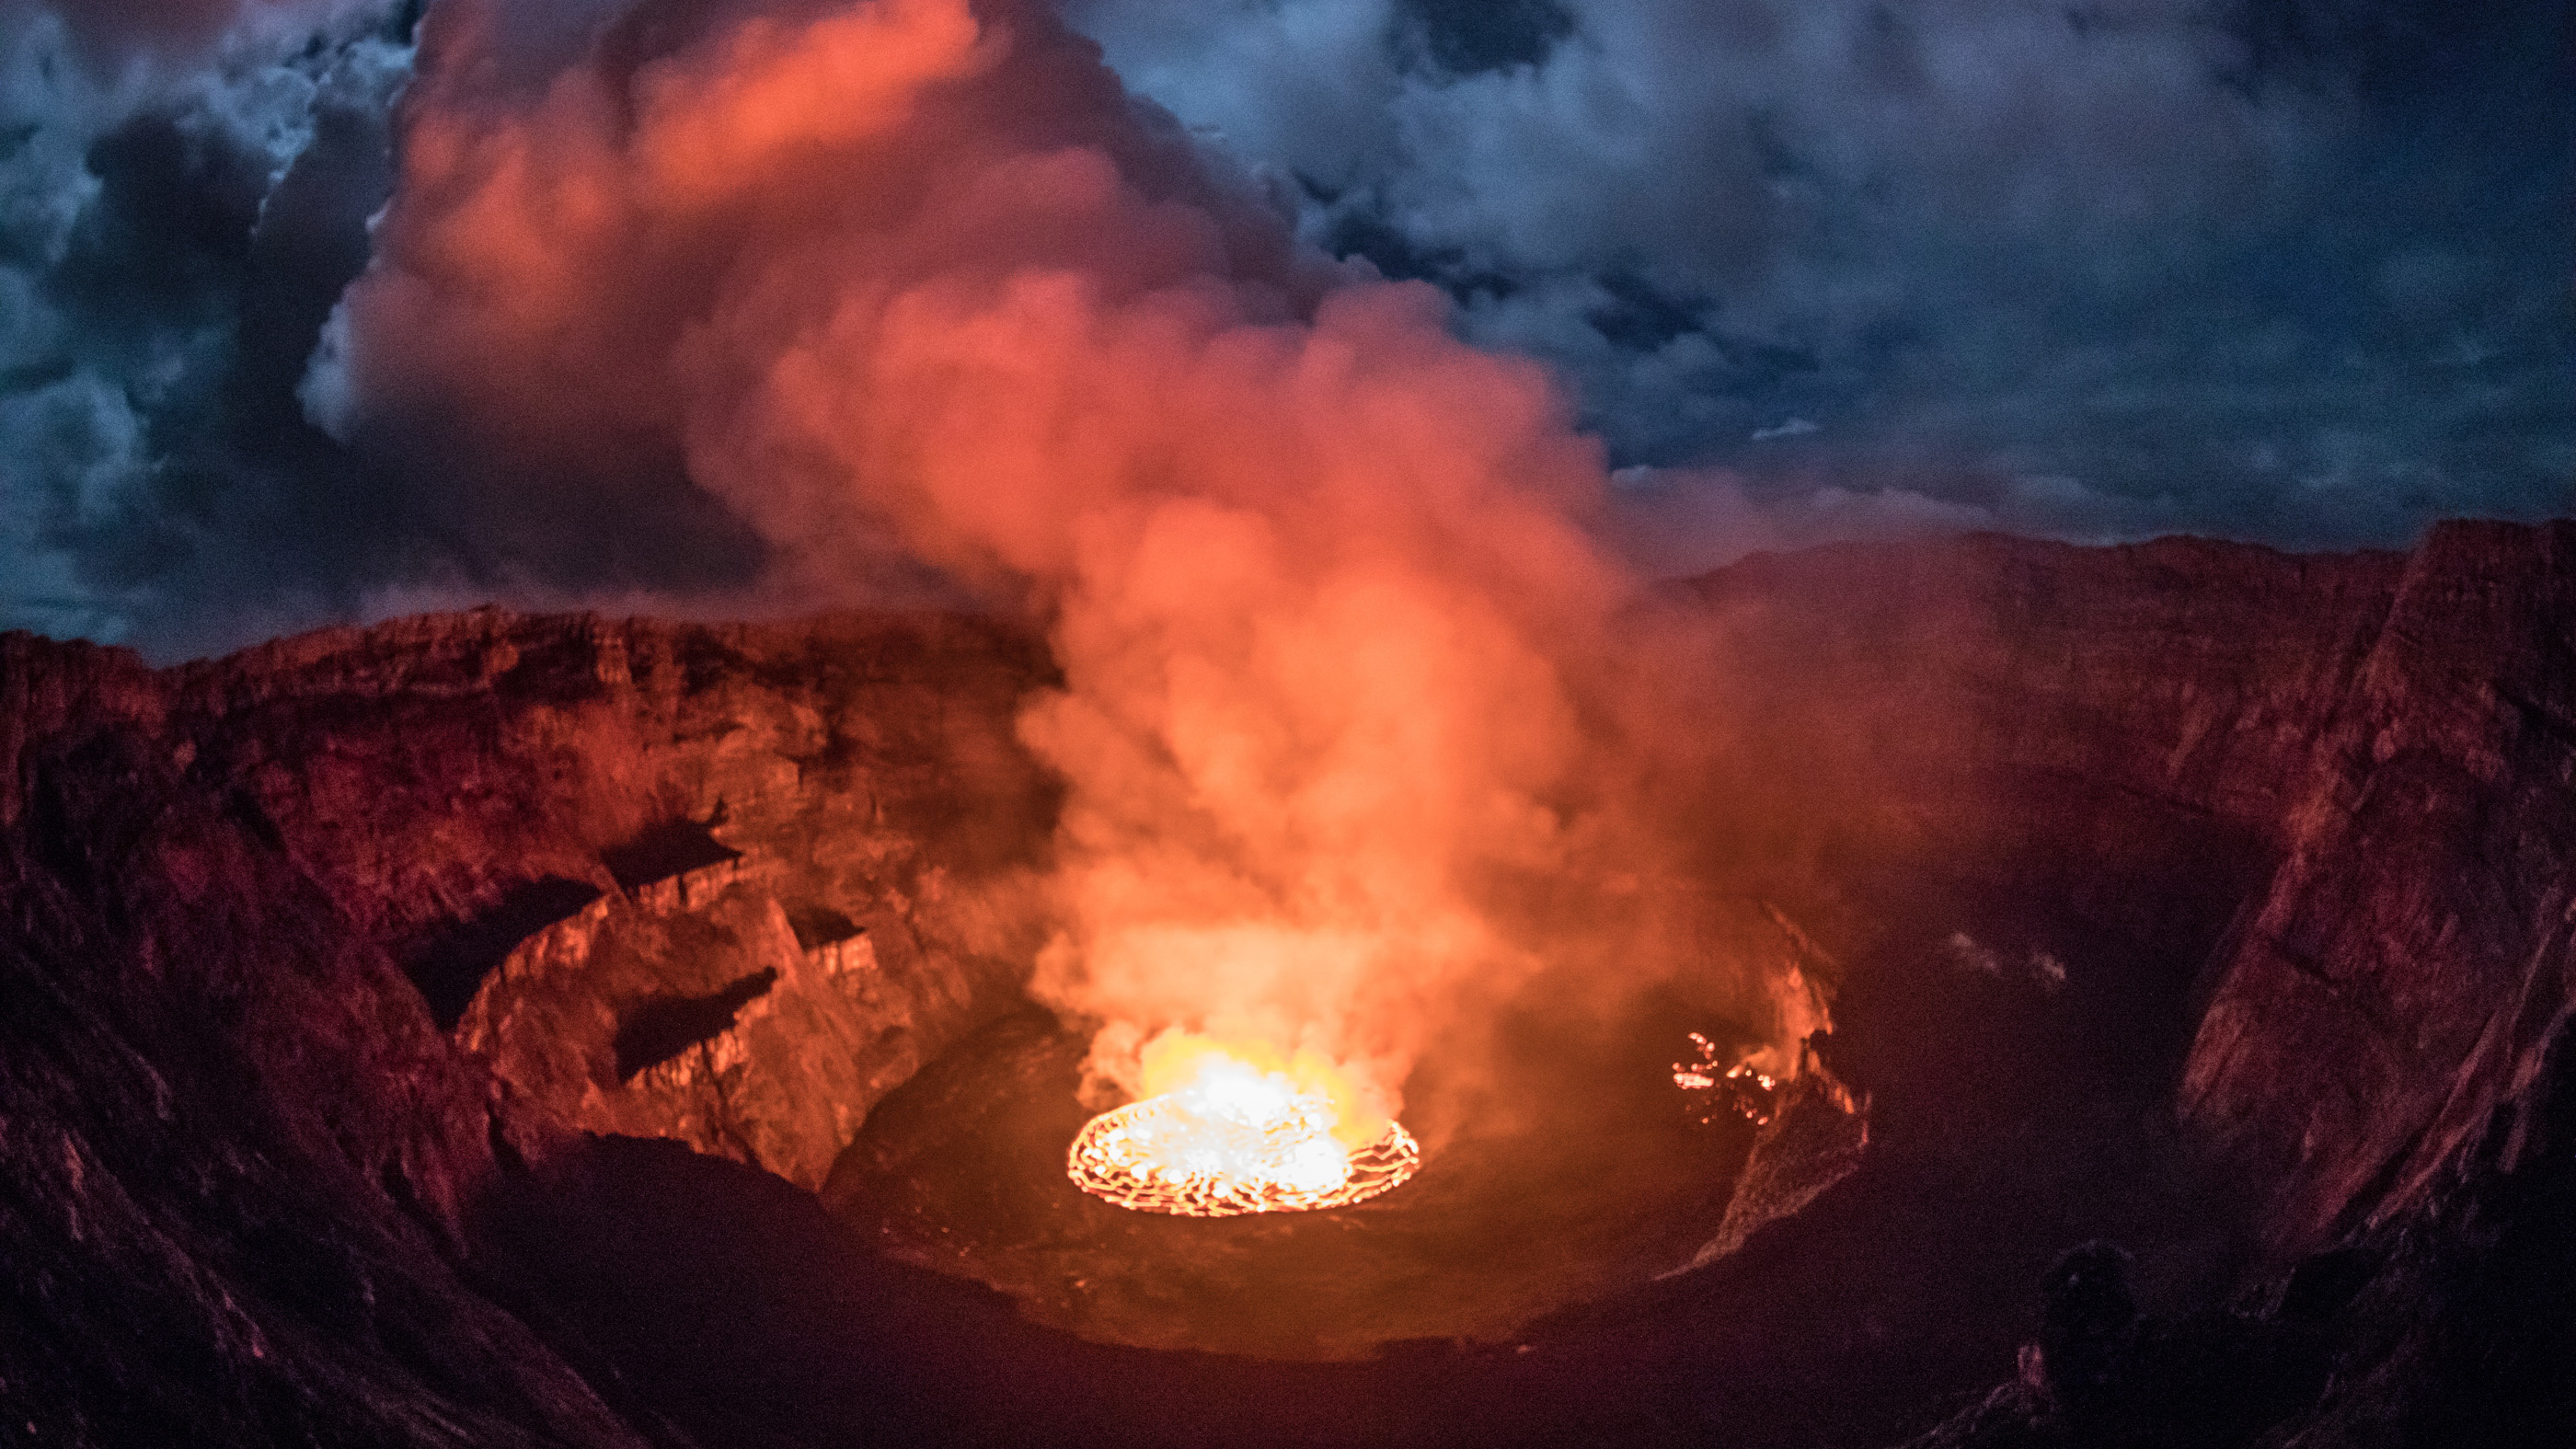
[0,633,650,1446]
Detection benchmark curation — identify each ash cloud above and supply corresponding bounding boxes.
[1066,0,2575,568]
[306,0,1783,1122]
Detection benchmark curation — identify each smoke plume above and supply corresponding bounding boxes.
[325,0,1771,1120]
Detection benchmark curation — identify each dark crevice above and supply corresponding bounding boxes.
[786,903,862,952]
[405,877,604,1030]
[222,788,288,853]
[603,811,742,894]
[2278,1245,2380,1322]
[614,969,779,1083]
[486,1110,527,1178]
[375,1158,460,1261]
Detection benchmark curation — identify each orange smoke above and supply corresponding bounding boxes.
[331,0,1790,1121]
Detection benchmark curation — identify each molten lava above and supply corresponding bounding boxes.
[1066,1034,1420,1216]
[1673,1029,1782,1127]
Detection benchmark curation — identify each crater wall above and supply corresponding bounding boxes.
[3,523,2570,1444]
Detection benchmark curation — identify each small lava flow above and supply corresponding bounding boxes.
[1674,1029,1783,1127]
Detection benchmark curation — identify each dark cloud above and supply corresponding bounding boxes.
[1068,0,2575,559]
[0,0,798,655]
[16,0,417,65]
[1390,0,1572,78]
[0,1,423,653]
[37,0,296,57]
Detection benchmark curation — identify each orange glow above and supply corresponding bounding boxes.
[1068,1032,1418,1215]
[630,0,995,203]
[340,0,1823,1171]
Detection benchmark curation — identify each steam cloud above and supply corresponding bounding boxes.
[323,0,1742,1118]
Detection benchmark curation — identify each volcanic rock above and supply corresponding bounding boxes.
[202,610,1053,1190]
[2179,522,2576,1256]
[0,631,650,1445]
[1662,522,2576,1259]
[1,522,2570,1447]
[1674,1042,1869,1273]
[0,609,1053,1443]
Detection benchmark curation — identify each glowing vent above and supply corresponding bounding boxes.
[1065,1034,1420,1215]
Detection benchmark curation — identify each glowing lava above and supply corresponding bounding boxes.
[1066,1034,1420,1216]
[1673,1029,1783,1127]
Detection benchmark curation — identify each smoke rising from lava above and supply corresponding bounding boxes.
[325,0,1803,1123]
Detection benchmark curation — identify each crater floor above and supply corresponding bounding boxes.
[826,1008,1758,1359]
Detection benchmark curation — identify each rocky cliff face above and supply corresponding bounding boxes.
[179,610,1053,1190]
[2179,523,2576,1256]
[1660,522,2576,1260]
[0,523,2567,1447]
[1,629,645,1446]
[1650,521,2576,1447]
[0,609,1055,1444]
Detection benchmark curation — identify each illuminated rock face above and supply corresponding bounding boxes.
[274,608,1045,1186]
[1667,522,2576,1257]
[2177,522,2576,1255]
[174,611,1057,1190]
[0,607,1064,1443]
[1,522,2571,1447]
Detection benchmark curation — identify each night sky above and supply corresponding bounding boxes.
[2,0,2569,657]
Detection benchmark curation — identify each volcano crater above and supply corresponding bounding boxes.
[7,524,2575,1447]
